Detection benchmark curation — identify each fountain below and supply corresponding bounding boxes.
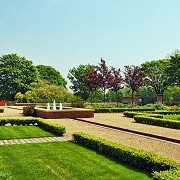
[35,100,94,119]
[59,102,62,110]
[47,102,50,110]
[53,100,56,110]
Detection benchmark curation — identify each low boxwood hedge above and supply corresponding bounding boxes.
[134,115,180,129]
[123,111,163,118]
[0,117,65,136]
[73,132,180,180]
[95,108,155,113]
[0,108,4,113]
[150,111,180,115]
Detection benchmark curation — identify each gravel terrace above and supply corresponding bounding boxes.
[49,113,180,162]
[1,107,180,162]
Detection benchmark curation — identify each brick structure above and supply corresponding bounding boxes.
[35,107,94,119]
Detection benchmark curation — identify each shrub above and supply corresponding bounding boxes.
[23,105,36,116]
[0,108,4,113]
[123,111,163,118]
[153,169,180,180]
[134,115,180,129]
[37,119,65,136]
[95,108,155,113]
[73,132,180,175]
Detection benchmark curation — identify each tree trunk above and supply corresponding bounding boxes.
[132,91,134,105]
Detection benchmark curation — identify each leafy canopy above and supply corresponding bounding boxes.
[0,53,39,100]
[36,65,67,87]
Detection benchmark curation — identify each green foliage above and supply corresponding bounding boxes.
[143,103,168,110]
[23,105,36,116]
[153,169,180,180]
[0,171,11,180]
[95,108,155,113]
[15,81,75,103]
[141,59,170,95]
[37,119,66,136]
[0,53,39,100]
[123,111,163,118]
[138,86,156,105]
[68,64,91,100]
[166,50,180,86]
[36,65,67,87]
[73,132,180,174]
[106,90,123,103]
[134,115,180,129]
[0,108,4,113]
[0,118,65,136]
[163,86,180,105]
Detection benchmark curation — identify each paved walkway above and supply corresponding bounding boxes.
[0,135,72,146]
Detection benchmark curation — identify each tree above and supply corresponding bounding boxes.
[67,64,91,100]
[83,66,101,103]
[138,86,156,105]
[163,86,180,105]
[36,65,67,87]
[166,50,180,86]
[141,59,169,95]
[96,59,113,103]
[0,53,39,100]
[109,67,123,105]
[124,65,144,104]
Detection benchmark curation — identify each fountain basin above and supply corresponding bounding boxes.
[35,107,94,119]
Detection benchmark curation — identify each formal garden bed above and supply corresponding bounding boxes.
[123,111,180,129]
[0,117,65,136]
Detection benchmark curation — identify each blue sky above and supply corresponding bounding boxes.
[0,0,180,88]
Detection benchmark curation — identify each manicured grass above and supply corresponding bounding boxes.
[0,126,55,140]
[164,115,180,120]
[0,141,152,180]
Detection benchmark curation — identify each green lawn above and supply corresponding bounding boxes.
[163,115,180,120]
[0,141,152,180]
[0,126,55,140]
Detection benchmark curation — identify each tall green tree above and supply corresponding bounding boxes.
[141,59,170,95]
[36,65,67,87]
[166,50,180,86]
[67,64,91,100]
[0,53,39,100]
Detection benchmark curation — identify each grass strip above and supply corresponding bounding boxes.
[0,141,151,180]
[0,126,55,140]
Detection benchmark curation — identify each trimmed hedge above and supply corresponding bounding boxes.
[150,111,180,115]
[0,108,4,113]
[123,111,163,118]
[95,108,155,113]
[134,115,180,129]
[73,132,180,180]
[0,117,65,136]
[153,169,180,180]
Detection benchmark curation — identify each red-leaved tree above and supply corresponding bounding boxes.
[124,65,144,104]
[83,66,101,103]
[109,67,123,105]
[96,58,113,103]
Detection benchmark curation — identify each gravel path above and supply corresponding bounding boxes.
[49,113,180,162]
[1,107,180,162]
